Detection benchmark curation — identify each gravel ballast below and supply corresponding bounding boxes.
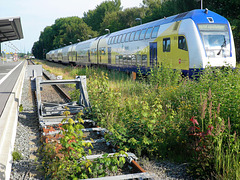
[11,64,42,179]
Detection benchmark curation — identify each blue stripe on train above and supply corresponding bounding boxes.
[107,64,204,78]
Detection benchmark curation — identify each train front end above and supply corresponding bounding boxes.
[194,10,236,69]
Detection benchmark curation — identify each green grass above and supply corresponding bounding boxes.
[85,66,240,179]
[34,60,240,179]
[12,151,22,161]
[236,62,240,68]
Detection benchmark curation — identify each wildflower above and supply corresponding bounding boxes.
[208,124,214,131]
[190,116,199,125]
[206,125,214,135]
[198,132,206,137]
[188,126,200,132]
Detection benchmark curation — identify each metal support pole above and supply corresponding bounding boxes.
[76,76,90,108]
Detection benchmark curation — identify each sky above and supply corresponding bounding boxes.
[0,0,143,54]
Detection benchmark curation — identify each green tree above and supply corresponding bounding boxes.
[52,17,98,48]
[32,16,97,59]
[83,0,121,32]
[143,0,198,21]
[32,0,239,61]
[100,7,146,34]
[32,41,43,59]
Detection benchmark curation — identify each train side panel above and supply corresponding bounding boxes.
[98,37,108,65]
[45,9,236,75]
[69,44,77,64]
[180,19,204,69]
[57,49,63,62]
[62,46,71,64]
[75,39,94,66]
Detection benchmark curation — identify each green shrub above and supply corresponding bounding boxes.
[39,64,240,178]
[12,151,22,161]
[87,65,240,178]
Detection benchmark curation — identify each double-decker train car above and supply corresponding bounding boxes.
[46,9,236,76]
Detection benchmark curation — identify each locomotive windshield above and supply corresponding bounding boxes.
[198,24,230,58]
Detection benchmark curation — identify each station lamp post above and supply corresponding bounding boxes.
[105,29,110,34]
[135,18,142,25]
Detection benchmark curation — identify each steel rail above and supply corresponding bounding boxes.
[28,59,71,102]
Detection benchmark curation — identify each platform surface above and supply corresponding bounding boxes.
[0,60,26,180]
[0,61,24,117]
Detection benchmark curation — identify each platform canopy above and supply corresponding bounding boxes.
[0,17,23,43]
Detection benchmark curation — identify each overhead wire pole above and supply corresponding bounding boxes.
[197,0,203,9]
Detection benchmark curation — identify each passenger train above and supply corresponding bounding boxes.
[46,9,236,76]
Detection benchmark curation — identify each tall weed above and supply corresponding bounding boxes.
[41,62,240,178]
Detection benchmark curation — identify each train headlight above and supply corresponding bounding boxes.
[222,50,230,57]
[207,50,215,57]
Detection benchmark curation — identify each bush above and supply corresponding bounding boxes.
[12,151,22,161]
[87,66,240,178]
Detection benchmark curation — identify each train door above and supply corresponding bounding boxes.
[108,47,111,64]
[150,42,157,66]
[75,52,77,62]
[88,50,90,62]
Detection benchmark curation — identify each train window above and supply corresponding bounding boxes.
[99,47,106,55]
[163,38,171,52]
[178,36,188,51]
[111,36,115,44]
[134,30,141,41]
[137,54,141,65]
[121,34,126,43]
[142,54,147,66]
[108,37,112,45]
[114,36,119,44]
[119,55,123,64]
[115,55,119,64]
[132,54,136,65]
[91,48,97,55]
[129,31,136,42]
[132,54,136,60]
[103,48,106,55]
[145,27,153,39]
[139,29,146,40]
[118,34,123,43]
[125,33,131,42]
[151,26,160,38]
[142,54,147,60]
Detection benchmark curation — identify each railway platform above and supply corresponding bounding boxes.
[0,60,27,180]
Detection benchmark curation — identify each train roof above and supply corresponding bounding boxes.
[46,9,229,55]
[108,9,229,36]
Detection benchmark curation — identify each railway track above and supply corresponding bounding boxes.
[28,59,71,102]
[27,60,157,179]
